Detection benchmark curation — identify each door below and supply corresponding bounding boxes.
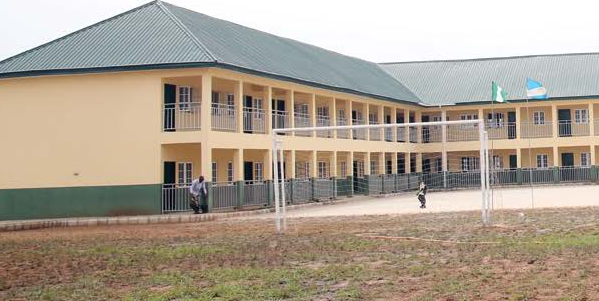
[421,115,430,143]
[561,153,574,167]
[244,96,253,133]
[422,158,431,173]
[163,161,176,211]
[163,161,176,184]
[507,111,516,139]
[272,99,286,131]
[243,162,254,182]
[397,154,405,174]
[558,109,571,137]
[509,155,517,170]
[164,84,177,132]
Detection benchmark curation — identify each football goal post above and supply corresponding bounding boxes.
[271,119,491,233]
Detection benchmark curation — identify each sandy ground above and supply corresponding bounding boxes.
[250,184,599,219]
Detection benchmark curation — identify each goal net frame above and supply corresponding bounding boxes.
[271,119,491,233]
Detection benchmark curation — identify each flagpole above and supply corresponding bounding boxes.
[525,95,535,210]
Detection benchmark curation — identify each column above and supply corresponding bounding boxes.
[233,149,244,207]
[265,86,272,134]
[378,105,384,141]
[378,152,385,175]
[311,150,317,178]
[441,110,448,172]
[391,152,398,174]
[331,98,337,139]
[331,151,338,177]
[415,110,422,143]
[364,152,371,175]
[416,153,423,173]
[235,80,243,133]
[289,150,296,179]
[552,104,558,138]
[347,100,353,139]
[403,109,409,142]
[347,151,354,196]
[392,108,398,142]
[553,146,559,167]
[289,90,295,133]
[201,145,213,180]
[201,74,212,136]
[263,149,272,180]
[515,106,521,139]
[589,103,595,136]
[364,103,370,140]
[516,148,523,184]
[310,94,317,133]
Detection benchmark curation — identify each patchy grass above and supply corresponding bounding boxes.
[2,207,599,300]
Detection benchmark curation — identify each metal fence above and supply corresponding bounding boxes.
[272,110,290,131]
[294,113,312,137]
[161,184,191,213]
[384,128,393,142]
[396,174,410,191]
[213,182,237,209]
[292,178,312,203]
[409,126,418,143]
[243,108,266,133]
[243,181,269,206]
[163,102,202,131]
[447,124,479,142]
[559,166,592,182]
[397,127,406,142]
[522,168,554,184]
[211,103,236,131]
[368,175,383,194]
[422,125,442,143]
[316,115,333,138]
[352,119,367,140]
[558,121,589,137]
[491,169,518,185]
[369,123,381,141]
[336,177,352,196]
[382,174,395,193]
[313,178,334,199]
[521,121,553,138]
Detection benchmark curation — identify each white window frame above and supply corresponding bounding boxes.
[460,114,478,128]
[435,157,442,173]
[254,162,263,182]
[317,161,328,178]
[226,94,235,116]
[488,112,505,128]
[177,162,193,186]
[581,153,591,167]
[574,109,589,124]
[340,161,347,178]
[492,156,503,169]
[536,154,549,169]
[357,161,365,178]
[317,107,329,117]
[370,160,378,175]
[433,116,443,122]
[211,162,218,183]
[178,86,191,111]
[227,161,234,183]
[461,157,479,172]
[533,111,545,125]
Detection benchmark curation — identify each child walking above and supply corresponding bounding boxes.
[416,181,427,209]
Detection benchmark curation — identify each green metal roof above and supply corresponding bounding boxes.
[379,53,599,106]
[0,1,421,104]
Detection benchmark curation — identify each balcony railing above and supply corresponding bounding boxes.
[485,121,517,140]
[211,103,236,131]
[272,110,290,130]
[352,119,367,140]
[520,121,552,138]
[384,127,393,142]
[163,102,201,131]
[595,119,599,136]
[409,126,418,143]
[294,112,312,137]
[422,125,442,143]
[369,122,381,141]
[243,107,266,134]
[337,117,350,139]
[397,127,406,142]
[316,115,332,138]
[558,120,589,137]
[446,124,479,142]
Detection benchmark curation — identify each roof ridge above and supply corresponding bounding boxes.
[0,1,159,66]
[379,51,599,65]
[156,1,217,62]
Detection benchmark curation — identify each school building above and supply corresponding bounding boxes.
[2,1,599,220]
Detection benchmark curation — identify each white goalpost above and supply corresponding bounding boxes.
[271,119,491,233]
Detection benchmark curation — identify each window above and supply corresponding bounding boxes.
[533,111,545,125]
[369,113,378,124]
[460,114,478,121]
[487,113,505,128]
[253,98,263,110]
[435,158,442,173]
[212,92,220,104]
[433,116,443,122]
[581,153,591,167]
[357,161,365,178]
[340,161,347,177]
[318,161,328,178]
[254,162,263,182]
[317,107,329,117]
[211,162,218,183]
[177,162,193,186]
[493,156,503,169]
[461,157,479,171]
[296,162,310,179]
[536,154,548,168]
[338,110,346,119]
[370,160,378,175]
[295,103,309,115]
[386,160,393,174]
[178,86,191,111]
[574,109,589,124]
[227,162,233,182]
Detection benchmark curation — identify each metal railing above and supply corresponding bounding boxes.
[352,119,367,140]
[292,178,312,203]
[316,115,333,138]
[244,180,269,206]
[213,182,237,209]
[522,168,554,184]
[409,126,418,143]
[211,103,236,131]
[294,112,312,137]
[272,110,290,131]
[243,108,266,133]
[560,166,592,182]
[313,178,334,199]
[337,117,350,139]
[163,102,202,131]
[397,127,406,142]
[558,120,589,137]
[422,125,442,143]
[384,127,393,142]
[369,122,381,141]
[446,124,479,142]
[161,184,191,213]
[595,119,599,136]
[520,121,553,138]
[485,122,517,140]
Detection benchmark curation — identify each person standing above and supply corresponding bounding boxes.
[189,176,208,214]
[416,181,427,209]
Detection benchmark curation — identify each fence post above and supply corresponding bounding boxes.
[266,180,273,207]
[553,167,560,184]
[347,176,354,197]
[236,181,244,209]
[289,179,295,204]
[311,177,316,201]
[207,182,214,213]
[332,177,338,199]
[516,168,523,185]
[592,165,598,182]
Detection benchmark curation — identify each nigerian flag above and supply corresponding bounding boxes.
[491,81,508,103]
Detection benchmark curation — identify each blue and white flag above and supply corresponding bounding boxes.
[526,78,548,99]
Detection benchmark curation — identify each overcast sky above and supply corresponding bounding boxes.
[1,0,598,63]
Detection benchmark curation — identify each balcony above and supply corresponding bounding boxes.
[272,110,290,130]
[521,121,552,138]
[558,120,589,137]
[595,119,599,136]
[337,117,350,139]
[243,107,266,134]
[446,124,479,142]
[163,102,201,131]
[485,121,517,140]
[294,112,312,137]
[369,122,381,141]
[352,119,367,140]
[316,115,332,138]
[409,126,418,143]
[396,127,406,142]
[211,103,236,131]
[384,127,393,142]
[422,125,442,143]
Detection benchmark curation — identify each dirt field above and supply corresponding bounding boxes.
[2,205,599,300]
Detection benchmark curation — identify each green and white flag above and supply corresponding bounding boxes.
[491,81,508,103]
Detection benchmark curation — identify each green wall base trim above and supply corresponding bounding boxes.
[0,184,161,221]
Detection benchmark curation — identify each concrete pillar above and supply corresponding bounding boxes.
[289,90,295,133]
[364,152,371,175]
[201,74,212,136]
[391,152,398,174]
[416,153,423,172]
[310,93,316,131]
[348,151,354,177]
[378,152,385,175]
[552,104,558,138]
[264,149,272,180]
[553,146,559,167]
[415,110,422,143]
[233,149,244,181]
[591,146,597,166]
[201,144,212,181]
[441,110,448,172]
[589,103,595,136]
[311,150,317,178]
[289,150,296,179]
[265,86,272,134]
[364,103,370,140]
[234,80,243,133]
[392,108,398,142]
[331,98,337,139]
[347,100,353,139]
[331,151,338,177]
[515,106,521,139]
[377,105,384,141]
[517,148,522,168]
